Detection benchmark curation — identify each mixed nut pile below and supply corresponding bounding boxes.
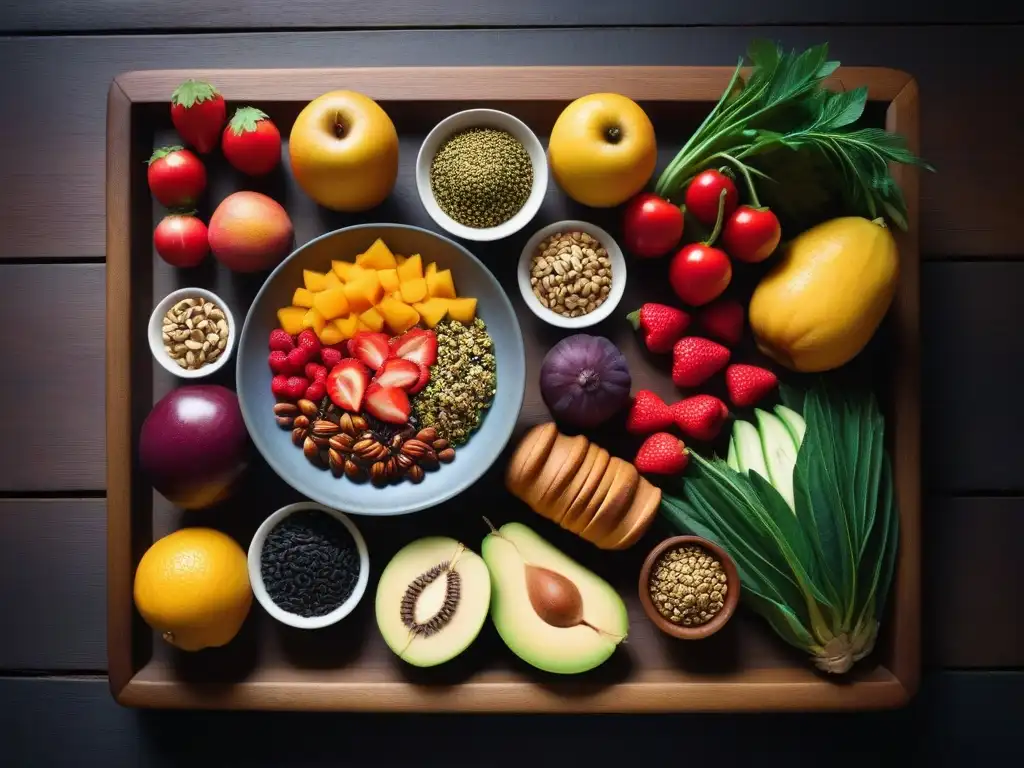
[530,230,613,319]
[161,296,229,370]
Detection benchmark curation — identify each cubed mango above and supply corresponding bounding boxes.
[425,261,437,281]
[323,272,342,290]
[447,297,478,324]
[332,260,363,282]
[378,297,421,335]
[358,306,386,333]
[378,268,400,293]
[397,254,423,282]
[292,287,316,308]
[277,306,307,336]
[333,315,360,340]
[396,254,407,266]
[413,298,451,328]
[356,238,397,270]
[303,269,330,292]
[302,307,327,335]
[343,282,373,314]
[313,286,350,320]
[400,277,428,304]
[426,268,456,299]
[319,324,345,346]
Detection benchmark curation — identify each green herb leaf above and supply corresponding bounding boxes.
[813,87,868,131]
[228,106,270,135]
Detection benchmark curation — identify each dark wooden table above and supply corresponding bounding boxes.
[1,3,1022,763]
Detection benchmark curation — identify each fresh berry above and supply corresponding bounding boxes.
[725,364,779,407]
[671,336,731,388]
[147,146,206,209]
[626,390,675,434]
[721,206,782,264]
[669,243,732,307]
[305,362,328,382]
[284,376,309,400]
[221,107,282,177]
[671,395,729,442]
[170,79,226,155]
[407,363,431,395]
[627,303,691,354]
[363,382,412,425]
[390,328,438,367]
[375,357,421,390]
[268,350,290,375]
[154,214,209,268]
[268,329,294,352]
[684,169,738,228]
[697,299,745,346]
[271,374,290,398]
[634,433,690,475]
[296,329,321,356]
[320,346,343,370]
[326,359,370,412]
[286,346,310,374]
[304,380,327,402]
[349,331,391,370]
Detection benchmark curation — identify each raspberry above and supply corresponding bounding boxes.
[271,374,290,398]
[284,376,309,400]
[305,380,327,401]
[296,329,321,356]
[320,347,343,370]
[268,350,290,375]
[305,362,328,382]
[269,329,294,353]
[286,347,310,374]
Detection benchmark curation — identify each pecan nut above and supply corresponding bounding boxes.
[407,465,425,484]
[400,439,430,459]
[438,448,456,464]
[312,419,340,438]
[310,434,331,449]
[293,415,310,431]
[369,461,390,485]
[328,434,354,452]
[291,427,308,447]
[297,399,319,418]
[344,459,367,482]
[328,448,346,475]
[415,427,438,444]
[351,415,369,433]
[395,453,414,470]
[338,413,356,436]
[432,438,450,452]
[275,415,294,429]
[273,402,299,417]
[354,438,388,462]
[303,436,320,460]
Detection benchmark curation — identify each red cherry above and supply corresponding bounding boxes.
[669,243,732,307]
[721,206,782,263]
[684,170,738,228]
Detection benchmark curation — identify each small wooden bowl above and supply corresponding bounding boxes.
[638,535,741,640]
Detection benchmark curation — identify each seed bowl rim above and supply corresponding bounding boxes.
[637,534,742,641]
[247,501,371,630]
[147,286,237,380]
[414,107,548,243]
[516,219,627,329]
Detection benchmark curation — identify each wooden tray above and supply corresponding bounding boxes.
[106,66,921,712]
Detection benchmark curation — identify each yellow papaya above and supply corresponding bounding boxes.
[748,216,899,372]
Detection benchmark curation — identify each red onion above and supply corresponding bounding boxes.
[539,334,632,428]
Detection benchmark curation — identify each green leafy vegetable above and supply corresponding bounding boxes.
[654,40,934,231]
[659,378,899,674]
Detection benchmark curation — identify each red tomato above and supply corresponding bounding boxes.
[222,107,282,176]
[622,193,685,258]
[669,243,732,306]
[721,206,782,263]
[147,147,206,208]
[684,170,738,228]
[154,214,209,268]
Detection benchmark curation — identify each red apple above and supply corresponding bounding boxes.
[208,191,294,273]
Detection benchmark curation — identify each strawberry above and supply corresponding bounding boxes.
[407,363,431,395]
[268,350,290,375]
[270,374,290,398]
[296,329,321,356]
[671,336,730,388]
[349,331,391,370]
[170,79,226,155]
[375,357,421,390]
[305,380,327,402]
[268,329,294,352]
[671,395,729,442]
[222,107,282,177]
[390,328,437,367]
[284,375,309,400]
[626,390,675,434]
[627,303,690,354]
[326,359,370,412]
[286,346,310,374]
[305,362,328,382]
[320,346,343,370]
[696,299,745,346]
[363,383,411,425]
[634,433,690,475]
[725,364,778,407]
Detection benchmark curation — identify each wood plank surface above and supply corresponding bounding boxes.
[0,1,1018,31]
[0,500,106,670]
[0,265,105,491]
[1,673,1022,765]
[0,26,1019,259]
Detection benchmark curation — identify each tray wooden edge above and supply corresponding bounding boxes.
[105,65,921,711]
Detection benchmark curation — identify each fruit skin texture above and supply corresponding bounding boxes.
[147,147,206,207]
[133,527,252,652]
[482,522,628,674]
[547,93,657,208]
[634,433,689,475]
[621,193,684,258]
[153,214,209,268]
[627,303,690,353]
[671,337,730,388]
[684,169,738,227]
[722,205,782,264]
[696,299,745,346]
[671,394,729,442]
[170,80,226,155]
[208,191,294,273]
[748,216,899,372]
[725,364,779,407]
[289,90,399,212]
[222,107,282,176]
[669,243,732,307]
[625,390,674,435]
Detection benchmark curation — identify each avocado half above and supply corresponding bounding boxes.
[482,522,628,674]
[375,537,491,668]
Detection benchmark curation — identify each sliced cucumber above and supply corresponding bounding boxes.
[755,408,798,512]
[774,404,806,450]
[726,435,739,472]
[733,419,769,482]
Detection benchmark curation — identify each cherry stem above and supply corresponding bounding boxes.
[716,152,761,207]
[704,189,727,246]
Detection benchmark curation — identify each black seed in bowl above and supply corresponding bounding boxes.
[260,509,361,618]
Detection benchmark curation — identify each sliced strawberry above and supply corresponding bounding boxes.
[349,331,391,370]
[375,357,421,390]
[407,363,431,395]
[326,359,370,412]
[363,382,411,425]
[391,328,437,367]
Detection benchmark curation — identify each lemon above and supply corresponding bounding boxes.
[133,527,252,652]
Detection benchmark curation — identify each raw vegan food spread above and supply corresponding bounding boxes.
[132,39,929,697]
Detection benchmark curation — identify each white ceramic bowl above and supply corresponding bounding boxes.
[517,220,627,329]
[148,286,236,379]
[416,108,548,242]
[248,501,370,630]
